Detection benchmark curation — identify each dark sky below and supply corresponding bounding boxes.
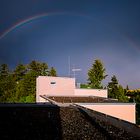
[0,0,140,89]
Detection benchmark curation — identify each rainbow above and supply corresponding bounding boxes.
[122,33,140,53]
[0,13,139,53]
[0,12,65,39]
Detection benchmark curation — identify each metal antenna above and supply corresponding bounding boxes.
[68,56,71,77]
[72,65,81,79]
[68,58,81,80]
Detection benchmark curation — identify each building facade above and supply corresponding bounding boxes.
[36,76,136,123]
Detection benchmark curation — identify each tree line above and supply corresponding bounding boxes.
[0,60,57,103]
[84,59,140,103]
[0,59,139,103]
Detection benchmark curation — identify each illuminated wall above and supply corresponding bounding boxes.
[36,76,75,102]
[36,76,108,102]
[76,103,136,123]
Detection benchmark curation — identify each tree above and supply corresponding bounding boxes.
[108,75,128,102]
[108,75,118,96]
[0,61,57,103]
[49,67,57,76]
[126,85,129,90]
[15,61,50,102]
[2,75,16,102]
[108,75,119,99]
[15,71,37,102]
[0,64,9,79]
[0,64,16,102]
[118,85,128,102]
[28,60,49,76]
[110,75,118,85]
[13,64,27,81]
[40,63,49,76]
[88,59,107,89]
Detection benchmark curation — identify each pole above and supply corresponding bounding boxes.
[68,56,71,77]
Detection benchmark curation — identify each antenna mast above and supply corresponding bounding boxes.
[68,56,71,77]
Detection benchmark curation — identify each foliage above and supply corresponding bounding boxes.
[108,75,118,98]
[136,104,140,125]
[108,75,128,102]
[0,64,9,78]
[88,59,107,89]
[126,85,129,90]
[49,67,57,76]
[0,65,16,102]
[28,61,49,76]
[126,89,140,103]
[19,95,35,103]
[13,64,27,81]
[80,84,91,89]
[0,60,57,103]
[128,90,140,124]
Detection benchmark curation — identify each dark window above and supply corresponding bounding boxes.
[50,82,56,85]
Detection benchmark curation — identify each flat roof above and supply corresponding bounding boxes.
[48,96,125,103]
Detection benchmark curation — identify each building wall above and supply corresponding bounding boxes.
[36,76,108,102]
[36,76,136,123]
[36,76,75,102]
[76,103,136,123]
[75,89,107,98]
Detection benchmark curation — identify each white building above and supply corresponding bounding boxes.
[36,76,136,123]
[36,76,107,102]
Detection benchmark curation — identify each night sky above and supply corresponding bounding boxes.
[0,0,140,89]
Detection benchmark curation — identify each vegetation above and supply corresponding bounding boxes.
[0,58,140,124]
[49,67,57,76]
[80,84,91,89]
[126,89,140,103]
[88,59,107,89]
[85,59,140,103]
[0,60,57,103]
[107,75,128,102]
[126,89,140,124]
[87,59,140,124]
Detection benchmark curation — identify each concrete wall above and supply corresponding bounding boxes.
[36,76,75,102]
[76,103,136,123]
[75,89,107,98]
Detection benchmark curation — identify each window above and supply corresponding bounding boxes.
[50,81,56,85]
